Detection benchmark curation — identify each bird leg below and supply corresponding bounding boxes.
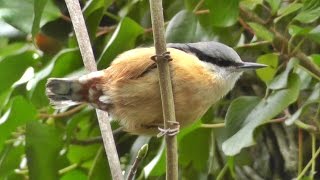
[157,121,180,138]
[150,51,173,62]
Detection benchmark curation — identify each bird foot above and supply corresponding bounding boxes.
[157,121,180,138]
[150,51,173,62]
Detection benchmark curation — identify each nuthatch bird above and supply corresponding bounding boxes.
[46,41,266,135]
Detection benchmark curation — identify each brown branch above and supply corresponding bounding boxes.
[239,6,320,79]
[64,0,123,179]
[149,0,178,179]
[38,104,86,119]
[70,128,124,146]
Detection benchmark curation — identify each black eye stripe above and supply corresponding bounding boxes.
[171,44,240,67]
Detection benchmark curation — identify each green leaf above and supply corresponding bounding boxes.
[275,3,303,23]
[28,48,83,107]
[144,121,202,177]
[0,145,24,178]
[311,54,320,66]
[83,0,112,40]
[179,129,210,171]
[294,0,320,24]
[0,0,59,33]
[288,25,312,37]
[87,147,112,180]
[0,0,33,33]
[32,0,60,37]
[222,74,300,156]
[266,0,281,15]
[0,50,37,94]
[0,42,26,58]
[26,121,63,180]
[268,58,298,90]
[294,7,320,23]
[98,18,144,69]
[256,53,279,83]
[61,170,87,180]
[240,0,263,10]
[165,10,198,43]
[225,96,261,138]
[247,22,274,41]
[308,25,320,44]
[285,83,320,125]
[0,96,37,151]
[199,0,239,27]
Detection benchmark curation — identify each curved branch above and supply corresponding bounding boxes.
[64,0,123,179]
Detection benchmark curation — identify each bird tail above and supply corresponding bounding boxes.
[46,78,85,109]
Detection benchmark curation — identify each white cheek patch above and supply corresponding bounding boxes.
[99,95,112,104]
[79,71,104,84]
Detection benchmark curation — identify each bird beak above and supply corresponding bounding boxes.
[237,62,268,70]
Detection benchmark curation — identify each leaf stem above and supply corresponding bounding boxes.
[201,123,225,128]
[38,104,86,119]
[58,163,78,174]
[296,146,320,180]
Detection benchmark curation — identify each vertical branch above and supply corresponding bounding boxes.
[64,0,123,179]
[149,0,178,180]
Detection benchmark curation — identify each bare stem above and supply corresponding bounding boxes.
[64,0,123,179]
[38,104,86,119]
[296,146,320,179]
[149,0,178,179]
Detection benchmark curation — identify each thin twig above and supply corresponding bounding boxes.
[126,144,148,180]
[58,163,78,174]
[201,123,225,128]
[296,146,320,179]
[192,0,205,13]
[70,127,124,146]
[149,0,178,179]
[64,0,123,179]
[194,9,210,15]
[38,104,86,119]
[239,6,320,79]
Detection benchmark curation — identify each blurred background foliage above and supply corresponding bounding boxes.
[0,0,319,179]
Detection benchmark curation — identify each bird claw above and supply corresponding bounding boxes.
[150,51,173,62]
[156,121,180,138]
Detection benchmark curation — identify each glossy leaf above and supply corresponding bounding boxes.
[285,83,320,125]
[268,58,298,90]
[179,129,210,171]
[201,0,239,27]
[225,96,261,138]
[0,145,24,178]
[83,0,112,40]
[61,170,87,180]
[0,50,37,94]
[222,74,300,156]
[166,10,198,43]
[266,0,281,15]
[248,22,274,41]
[198,0,239,27]
[240,0,263,10]
[308,25,320,44]
[28,48,83,107]
[275,3,303,23]
[98,18,144,69]
[32,0,60,36]
[256,53,279,83]
[26,121,63,180]
[0,96,37,151]
[289,25,312,37]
